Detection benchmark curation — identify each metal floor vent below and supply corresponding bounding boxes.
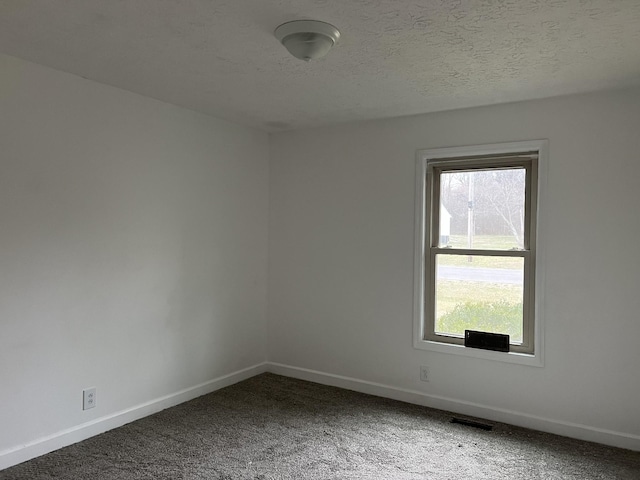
[451,417,493,431]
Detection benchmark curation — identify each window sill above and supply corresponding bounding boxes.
[414,339,543,367]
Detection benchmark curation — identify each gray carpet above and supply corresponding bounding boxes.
[2,373,639,479]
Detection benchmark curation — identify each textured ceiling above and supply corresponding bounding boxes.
[1,1,640,131]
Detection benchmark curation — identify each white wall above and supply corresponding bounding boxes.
[0,53,269,461]
[268,88,640,447]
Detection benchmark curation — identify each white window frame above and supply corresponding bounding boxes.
[413,140,547,367]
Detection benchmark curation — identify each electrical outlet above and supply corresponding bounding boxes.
[420,365,430,382]
[83,387,96,410]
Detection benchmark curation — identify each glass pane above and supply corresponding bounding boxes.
[439,168,525,249]
[435,254,524,343]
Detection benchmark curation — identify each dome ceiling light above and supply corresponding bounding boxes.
[274,20,341,62]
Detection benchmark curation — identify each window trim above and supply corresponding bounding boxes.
[413,141,547,367]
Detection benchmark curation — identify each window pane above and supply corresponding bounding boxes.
[434,254,524,343]
[439,168,525,249]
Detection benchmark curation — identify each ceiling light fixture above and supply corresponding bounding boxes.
[274,20,341,62]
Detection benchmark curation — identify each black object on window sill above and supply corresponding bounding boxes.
[464,330,510,352]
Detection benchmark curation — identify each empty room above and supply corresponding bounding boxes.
[1,1,640,478]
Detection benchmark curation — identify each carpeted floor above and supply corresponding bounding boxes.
[2,373,639,479]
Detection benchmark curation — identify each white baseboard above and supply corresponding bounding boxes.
[3,360,638,471]
[0,362,268,471]
[267,362,640,452]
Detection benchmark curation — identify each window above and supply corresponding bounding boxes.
[413,141,546,365]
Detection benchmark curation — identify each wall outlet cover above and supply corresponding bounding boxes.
[83,387,96,410]
[420,365,430,382]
